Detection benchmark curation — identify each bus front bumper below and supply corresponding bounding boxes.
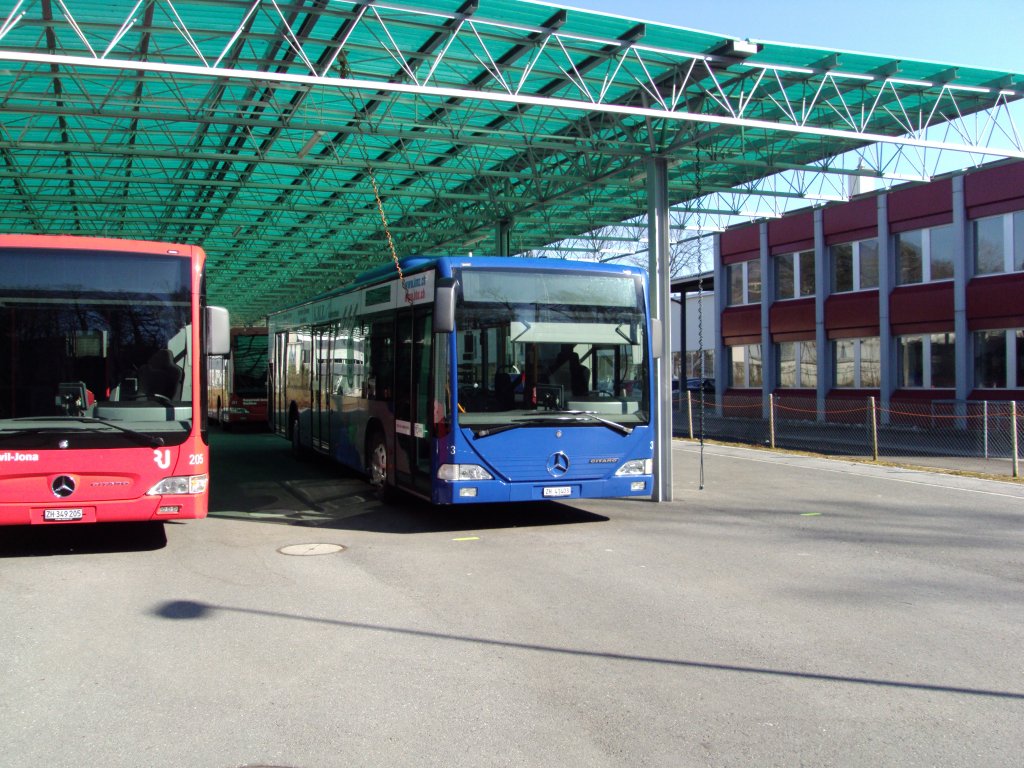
[1,494,208,526]
[432,476,652,505]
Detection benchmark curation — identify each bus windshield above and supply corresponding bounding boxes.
[232,333,268,397]
[0,247,195,448]
[453,267,650,431]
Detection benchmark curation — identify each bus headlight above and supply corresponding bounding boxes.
[614,459,652,476]
[437,464,493,482]
[147,474,209,495]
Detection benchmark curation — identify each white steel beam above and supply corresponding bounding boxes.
[0,51,1020,160]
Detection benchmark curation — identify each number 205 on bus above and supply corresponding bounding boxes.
[0,234,230,526]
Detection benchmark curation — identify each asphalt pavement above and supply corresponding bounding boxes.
[2,430,1023,767]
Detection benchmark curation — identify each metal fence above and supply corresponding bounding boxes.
[675,393,1023,478]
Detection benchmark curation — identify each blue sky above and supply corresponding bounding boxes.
[557,0,1024,74]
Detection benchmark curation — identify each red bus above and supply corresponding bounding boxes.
[208,328,269,429]
[0,234,229,526]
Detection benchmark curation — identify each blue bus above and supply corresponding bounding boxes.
[267,256,654,504]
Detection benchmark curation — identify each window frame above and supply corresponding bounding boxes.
[895,224,954,286]
[896,332,956,389]
[972,212,1024,277]
[729,343,763,389]
[775,249,815,300]
[776,340,818,389]
[726,260,761,306]
[973,328,1024,389]
[831,336,881,389]
[830,237,879,293]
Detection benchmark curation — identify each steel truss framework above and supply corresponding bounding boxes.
[0,0,1021,322]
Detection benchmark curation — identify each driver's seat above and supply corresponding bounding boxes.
[140,349,182,400]
[494,370,517,409]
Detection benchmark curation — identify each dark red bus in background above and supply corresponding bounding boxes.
[208,327,269,430]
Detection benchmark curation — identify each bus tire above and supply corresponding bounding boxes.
[366,429,391,501]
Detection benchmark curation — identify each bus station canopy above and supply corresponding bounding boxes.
[1,0,1022,323]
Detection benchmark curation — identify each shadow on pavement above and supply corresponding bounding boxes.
[309,497,610,534]
[208,430,610,534]
[0,521,168,557]
[210,487,610,535]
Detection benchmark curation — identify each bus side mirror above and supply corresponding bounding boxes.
[206,306,231,356]
[435,278,457,334]
[651,318,663,359]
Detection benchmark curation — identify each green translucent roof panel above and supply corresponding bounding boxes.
[0,0,1021,322]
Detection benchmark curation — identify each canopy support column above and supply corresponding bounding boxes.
[496,218,512,257]
[646,156,673,502]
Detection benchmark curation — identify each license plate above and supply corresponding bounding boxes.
[44,508,84,521]
[543,486,571,498]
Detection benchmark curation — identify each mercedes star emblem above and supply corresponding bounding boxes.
[51,475,76,498]
[546,451,570,477]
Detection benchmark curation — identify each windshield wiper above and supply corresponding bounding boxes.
[5,417,165,447]
[472,411,632,439]
[0,427,60,441]
[562,410,634,435]
[472,422,525,438]
[68,417,166,447]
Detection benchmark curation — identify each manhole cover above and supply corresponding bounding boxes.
[277,543,346,556]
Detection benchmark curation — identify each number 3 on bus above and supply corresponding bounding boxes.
[267,256,655,504]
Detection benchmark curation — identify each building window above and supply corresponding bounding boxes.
[830,238,879,293]
[728,263,743,305]
[747,260,761,303]
[1019,330,1024,388]
[1017,214,1024,272]
[973,328,1024,389]
[832,337,880,388]
[895,225,954,285]
[775,250,815,300]
[726,260,761,306]
[896,332,955,389]
[777,340,817,388]
[974,215,1004,275]
[685,349,715,379]
[973,212,1024,276]
[730,344,762,388]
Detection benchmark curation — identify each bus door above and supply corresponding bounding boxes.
[394,307,433,494]
[271,331,290,437]
[310,325,332,452]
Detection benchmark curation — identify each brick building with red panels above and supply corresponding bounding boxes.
[714,159,1024,419]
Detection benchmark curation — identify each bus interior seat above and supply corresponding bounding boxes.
[573,365,589,396]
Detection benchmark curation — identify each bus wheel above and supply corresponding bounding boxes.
[367,430,390,499]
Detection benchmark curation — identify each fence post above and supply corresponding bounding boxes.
[1013,401,1019,479]
[983,400,989,459]
[869,396,879,461]
[687,391,694,440]
[769,393,776,449]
